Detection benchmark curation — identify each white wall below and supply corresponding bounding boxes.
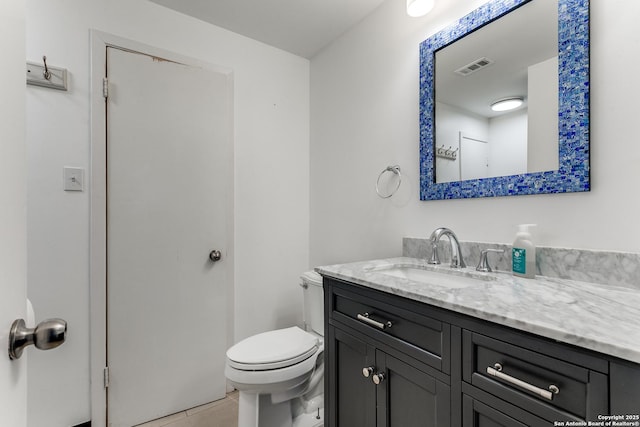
[26,1,309,426]
[488,110,528,177]
[310,0,640,268]
[435,102,488,182]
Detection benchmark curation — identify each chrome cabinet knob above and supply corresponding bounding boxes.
[209,250,222,262]
[362,366,374,378]
[373,372,386,385]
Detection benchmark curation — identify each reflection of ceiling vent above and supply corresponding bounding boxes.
[454,57,494,76]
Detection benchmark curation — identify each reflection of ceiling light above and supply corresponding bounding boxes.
[490,97,524,112]
[407,0,435,17]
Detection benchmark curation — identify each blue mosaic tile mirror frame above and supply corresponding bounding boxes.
[419,0,590,200]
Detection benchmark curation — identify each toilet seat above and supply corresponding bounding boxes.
[227,326,319,371]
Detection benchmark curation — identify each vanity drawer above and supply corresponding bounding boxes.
[463,330,608,422]
[328,281,449,373]
[462,386,551,427]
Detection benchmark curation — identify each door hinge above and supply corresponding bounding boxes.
[103,366,110,389]
[102,77,109,99]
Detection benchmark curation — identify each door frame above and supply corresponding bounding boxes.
[89,30,235,427]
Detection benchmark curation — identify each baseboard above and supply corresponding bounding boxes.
[72,422,91,427]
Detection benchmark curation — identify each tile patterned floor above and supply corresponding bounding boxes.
[136,391,238,427]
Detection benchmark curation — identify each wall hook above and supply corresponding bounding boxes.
[42,56,52,81]
[27,56,68,91]
[436,145,458,161]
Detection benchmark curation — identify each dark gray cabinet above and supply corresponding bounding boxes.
[326,278,451,426]
[462,330,608,423]
[376,349,451,426]
[324,276,640,427]
[462,389,548,427]
[464,396,528,427]
[327,322,450,427]
[327,325,375,427]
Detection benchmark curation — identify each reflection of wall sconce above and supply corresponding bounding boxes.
[407,0,435,17]
[490,96,524,112]
[436,145,458,160]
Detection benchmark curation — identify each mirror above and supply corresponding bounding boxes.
[435,0,558,183]
[419,0,590,200]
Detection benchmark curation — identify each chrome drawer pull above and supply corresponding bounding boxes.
[357,312,392,330]
[486,363,560,401]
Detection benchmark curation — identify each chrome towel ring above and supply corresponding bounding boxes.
[376,165,402,198]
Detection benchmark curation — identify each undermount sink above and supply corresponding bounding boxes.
[372,264,496,288]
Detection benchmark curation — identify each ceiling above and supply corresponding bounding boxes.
[148,0,387,58]
[435,0,557,118]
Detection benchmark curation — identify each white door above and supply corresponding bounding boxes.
[460,132,489,181]
[106,46,231,427]
[1,0,27,425]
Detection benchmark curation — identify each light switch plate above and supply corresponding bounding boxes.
[63,167,84,191]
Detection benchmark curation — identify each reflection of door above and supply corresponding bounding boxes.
[1,1,27,424]
[460,132,489,181]
[106,46,231,427]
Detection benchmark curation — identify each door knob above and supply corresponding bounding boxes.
[209,250,222,262]
[9,318,67,360]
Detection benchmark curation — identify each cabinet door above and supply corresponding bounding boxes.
[327,325,376,427]
[463,394,528,427]
[462,392,549,427]
[376,350,451,427]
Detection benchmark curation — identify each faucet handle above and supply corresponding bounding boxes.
[476,249,505,272]
[428,242,441,265]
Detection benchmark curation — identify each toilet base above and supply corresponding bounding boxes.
[237,391,324,427]
[238,391,294,427]
[292,409,324,427]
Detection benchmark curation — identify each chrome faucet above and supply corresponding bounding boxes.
[428,227,466,268]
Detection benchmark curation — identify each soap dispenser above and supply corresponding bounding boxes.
[512,224,536,278]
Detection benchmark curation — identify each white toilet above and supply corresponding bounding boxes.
[225,271,324,427]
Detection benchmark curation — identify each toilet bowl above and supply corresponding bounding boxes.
[225,271,324,427]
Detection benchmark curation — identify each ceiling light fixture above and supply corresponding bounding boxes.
[407,0,435,17]
[490,97,524,112]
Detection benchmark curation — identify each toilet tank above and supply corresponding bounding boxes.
[300,271,324,336]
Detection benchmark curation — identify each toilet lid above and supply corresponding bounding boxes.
[227,326,319,371]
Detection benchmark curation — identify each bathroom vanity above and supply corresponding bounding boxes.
[318,257,640,427]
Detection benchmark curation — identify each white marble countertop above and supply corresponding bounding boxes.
[316,257,640,364]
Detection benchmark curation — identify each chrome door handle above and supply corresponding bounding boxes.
[356,312,392,330]
[9,318,67,360]
[362,366,375,378]
[209,250,222,262]
[486,363,560,401]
